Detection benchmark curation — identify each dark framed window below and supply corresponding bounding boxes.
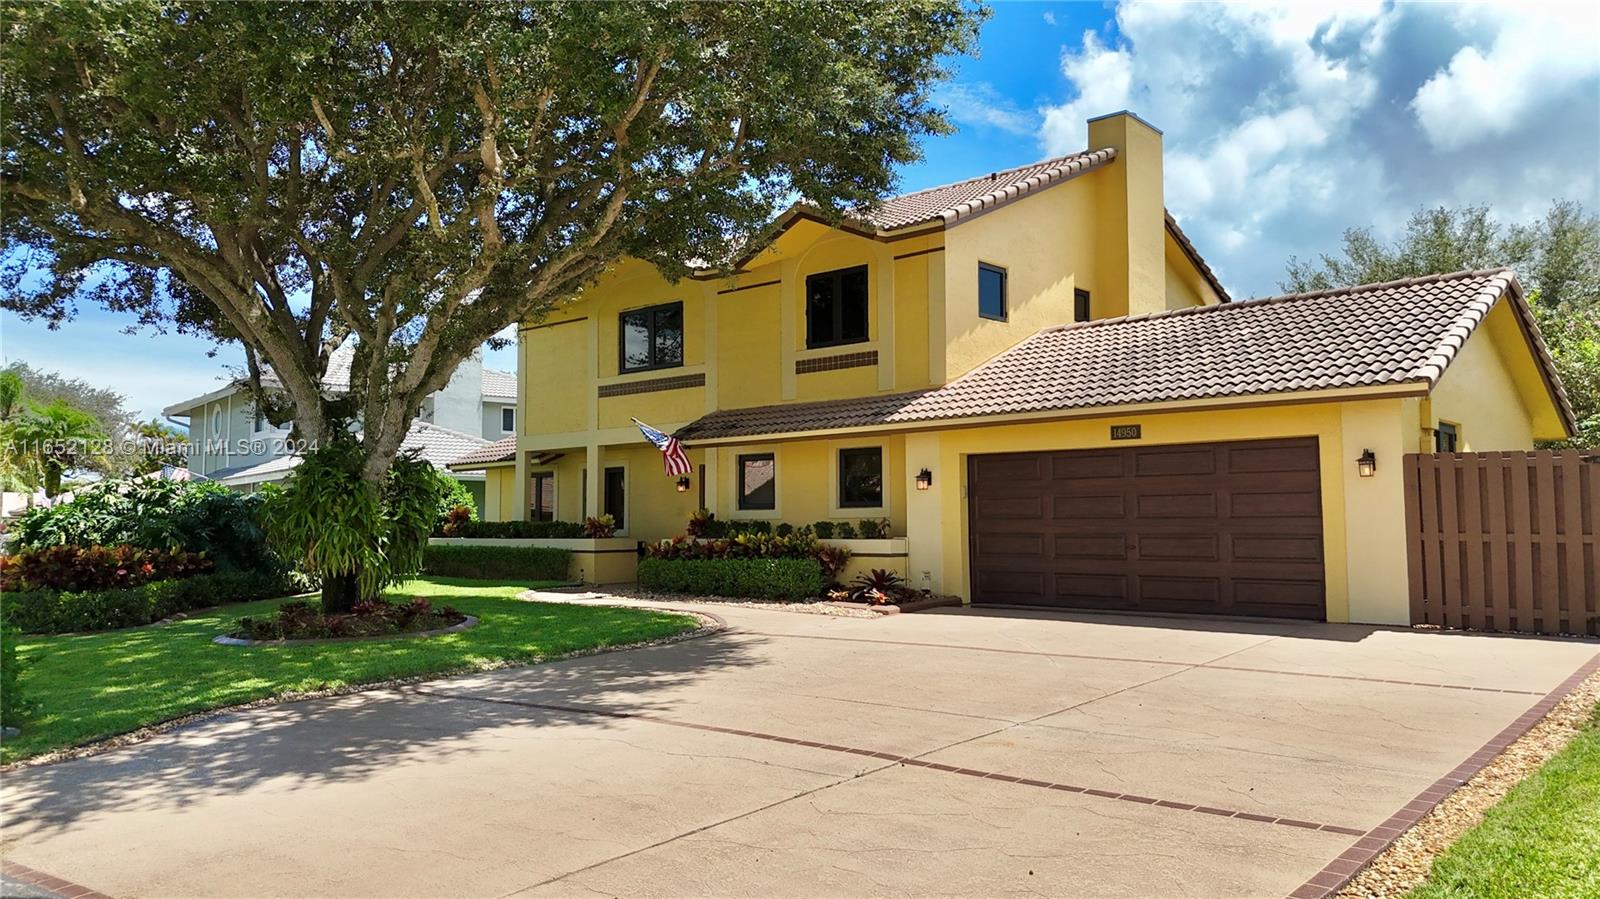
[1073,288,1091,323]
[603,466,626,529]
[619,302,684,373]
[978,263,1007,320]
[838,447,883,508]
[805,265,870,349]
[1435,422,1459,453]
[530,472,555,522]
[737,453,776,510]
[501,407,515,433]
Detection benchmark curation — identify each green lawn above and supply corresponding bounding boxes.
[1408,702,1600,899]
[2,577,699,764]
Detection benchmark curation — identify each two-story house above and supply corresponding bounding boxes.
[165,345,518,514]
[451,111,1573,627]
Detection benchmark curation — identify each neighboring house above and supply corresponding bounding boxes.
[164,345,518,514]
[450,111,1573,627]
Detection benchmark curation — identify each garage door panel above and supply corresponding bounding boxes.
[1231,490,1321,517]
[1052,493,1127,519]
[1053,534,1127,560]
[1138,534,1219,561]
[969,438,1325,620]
[1231,534,1323,563]
[1049,452,1126,479]
[1134,447,1217,477]
[1135,492,1218,518]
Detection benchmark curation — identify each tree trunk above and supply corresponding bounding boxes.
[320,571,361,615]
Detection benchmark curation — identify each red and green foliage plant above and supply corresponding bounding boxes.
[645,532,850,580]
[0,544,213,592]
[850,568,910,605]
[582,515,617,538]
[231,596,465,641]
[439,506,475,537]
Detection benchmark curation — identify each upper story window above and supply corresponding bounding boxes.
[806,265,869,349]
[1435,421,1460,453]
[619,302,684,373]
[501,407,515,433]
[978,263,1007,321]
[1073,288,1091,323]
[253,410,266,433]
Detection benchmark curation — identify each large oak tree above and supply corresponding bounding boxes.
[3,0,981,487]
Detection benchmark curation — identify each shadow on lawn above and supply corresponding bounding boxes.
[3,627,765,838]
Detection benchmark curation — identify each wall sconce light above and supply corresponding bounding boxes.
[675,476,691,493]
[1357,449,1377,478]
[915,468,933,491]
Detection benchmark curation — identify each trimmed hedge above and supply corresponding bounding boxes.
[441,520,584,539]
[637,557,824,600]
[422,544,571,581]
[1,569,293,635]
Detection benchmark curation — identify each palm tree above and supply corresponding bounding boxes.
[1,400,106,497]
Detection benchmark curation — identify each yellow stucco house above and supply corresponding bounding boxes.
[450,111,1574,626]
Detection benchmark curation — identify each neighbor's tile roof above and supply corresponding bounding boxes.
[258,344,515,398]
[480,368,518,399]
[676,269,1573,441]
[212,421,490,485]
[858,149,1117,230]
[449,435,516,468]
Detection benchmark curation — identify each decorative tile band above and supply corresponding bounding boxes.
[598,373,706,398]
[796,350,878,375]
[411,688,1367,837]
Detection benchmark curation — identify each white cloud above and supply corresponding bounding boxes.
[938,81,1036,135]
[1411,2,1600,150]
[1042,11,1057,26]
[1031,1,1600,297]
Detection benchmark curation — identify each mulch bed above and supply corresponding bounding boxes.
[1336,669,1600,898]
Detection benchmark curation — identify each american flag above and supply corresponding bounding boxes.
[633,418,692,476]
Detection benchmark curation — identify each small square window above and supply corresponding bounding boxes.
[738,453,776,511]
[838,447,883,508]
[1074,288,1091,323]
[501,407,515,433]
[1435,422,1460,453]
[978,263,1007,320]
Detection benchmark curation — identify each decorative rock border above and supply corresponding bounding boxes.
[212,615,478,646]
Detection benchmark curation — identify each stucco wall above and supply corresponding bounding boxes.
[1426,302,1539,451]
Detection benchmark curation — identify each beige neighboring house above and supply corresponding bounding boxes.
[163,345,518,514]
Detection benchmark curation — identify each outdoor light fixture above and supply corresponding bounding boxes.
[675,476,691,492]
[915,468,933,491]
[1357,449,1377,478]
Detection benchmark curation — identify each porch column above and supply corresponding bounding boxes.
[903,432,945,597]
[512,449,529,522]
[585,443,603,519]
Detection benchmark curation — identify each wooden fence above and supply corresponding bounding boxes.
[1403,451,1600,637]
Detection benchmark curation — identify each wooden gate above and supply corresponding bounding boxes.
[1403,451,1600,636]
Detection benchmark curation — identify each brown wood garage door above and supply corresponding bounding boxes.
[967,437,1326,619]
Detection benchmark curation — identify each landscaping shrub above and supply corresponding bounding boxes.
[231,596,465,641]
[445,519,585,539]
[811,520,836,539]
[644,532,849,579]
[422,544,571,581]
[834,521,858,539]
[8,478,276,572]
[0,544,213,592]
[638,557,824,600]
[582,514,617,537]
[435,474,479,528]
[856,518,891,539]
[1,622,26,726]
[0,569,292,634]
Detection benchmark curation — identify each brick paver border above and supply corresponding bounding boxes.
[1286,651,1600,899]
[411,688,1369,837]
[1,859,114,899]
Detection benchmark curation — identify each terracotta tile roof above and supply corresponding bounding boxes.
[676,269,1574,441]
[480,367,518,400]
[449,435,516,468]
[858,149,1118,230]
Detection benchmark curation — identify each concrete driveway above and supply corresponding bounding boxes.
[2,600,1596,899]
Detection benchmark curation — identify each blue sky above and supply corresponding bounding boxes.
[5,1,1598,420]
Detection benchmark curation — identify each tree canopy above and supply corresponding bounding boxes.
[1282,201,1600,448]
[3,0,982,480]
